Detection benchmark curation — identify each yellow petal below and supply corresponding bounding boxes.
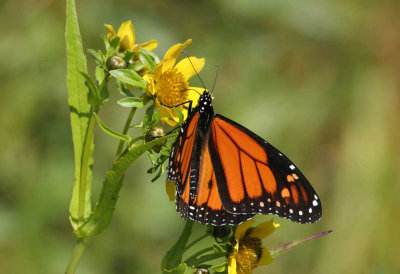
[104,24,116,41]
[117,20,135,51]
[161,58,177,74]
[249,219,280,240]
[153,60,165,79]
[166,180,175,201]
[135,39,159,51]
[162,39,192,71]
[187,86,205,109]
[258,246,274,266]
[156,100,183,126]
[228,254,238,274]
[235,219,256,241]
[143,74,155,96]
[175,57,205,80]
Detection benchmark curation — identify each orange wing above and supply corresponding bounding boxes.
[176,140,254,225]
[209,115,322,224]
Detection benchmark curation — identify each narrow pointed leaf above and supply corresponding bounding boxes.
[162,220,194,271]
[93,113,130,142]
[117,97,144,108]
[65,0,93,229]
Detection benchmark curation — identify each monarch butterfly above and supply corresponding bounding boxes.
[167,90,322,226]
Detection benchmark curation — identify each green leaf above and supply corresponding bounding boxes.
[95,66,106,85]
[110,69,147,89]
[110,36,120,49]
[129,60,145,72]
[173,107,184,124]
[162,263,187,274]
[162,220,194,272]
[65,0,94,229]
[76,132,179,238]
[210,262,227,273]
[212,243,227,255]
[123,50,136,63]
[138,48,156,72]
[93,113,130,142]
[159,147,171,157]
[141,47,160,64]
[117,97,144,108]
[116,80,133,97]
[150,164,164,183]
[80,72,100,107]
[87,49,104,66]
[151,109,160,126]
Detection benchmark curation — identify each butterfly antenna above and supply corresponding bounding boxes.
[211,64,219,95]
[185,88,202,96]
[182,50,207,91]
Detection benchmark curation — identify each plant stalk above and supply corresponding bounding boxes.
[65,239,90,274]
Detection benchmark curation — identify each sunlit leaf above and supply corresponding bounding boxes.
[162,263,187,274]
[173,107,184,124]
[162,221,194,272]
[93,113,131,142]
[65,0,93,229]
[138,48,156,72]
[117,97,144,108]
[110,69,146,89]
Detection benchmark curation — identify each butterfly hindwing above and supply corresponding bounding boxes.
[209,115,322,224]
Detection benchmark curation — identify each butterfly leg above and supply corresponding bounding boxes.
[158,99,193,114]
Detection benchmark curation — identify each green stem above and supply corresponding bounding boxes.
[116,107,137,157]
[65,239,89,274]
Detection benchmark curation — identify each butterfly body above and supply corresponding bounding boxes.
[168,91,322,226]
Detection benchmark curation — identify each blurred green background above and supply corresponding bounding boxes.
[1,0,400,273]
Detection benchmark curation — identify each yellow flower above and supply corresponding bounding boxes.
[228,219,280,274]
[104,20,158,52]
[143,39,206,126]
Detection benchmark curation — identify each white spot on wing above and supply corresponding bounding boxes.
[289,164,295,170]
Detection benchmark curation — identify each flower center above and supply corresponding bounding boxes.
[237,238,263,273]
[156,69,189,106]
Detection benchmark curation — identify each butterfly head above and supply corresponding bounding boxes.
[198,90,213,114]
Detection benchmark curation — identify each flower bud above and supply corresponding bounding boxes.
[212,225,232,240]
[146,127,167,152]
[194,267,209,274]
[106,56,126,70]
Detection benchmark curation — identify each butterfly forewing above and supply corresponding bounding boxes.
[209,115,322,224]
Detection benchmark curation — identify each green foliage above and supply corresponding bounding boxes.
[117,97,145,108]
[162,221,194,272]
[65,0,94,230]
[109,69,147,89]
[76,132,178,238]
[93,113,131,142]
[138,48,160,72]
